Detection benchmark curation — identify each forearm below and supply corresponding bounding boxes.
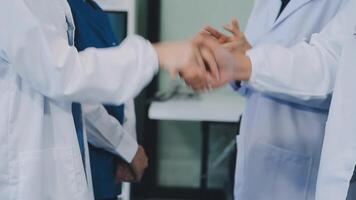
[153,41,193,75]
[1,0,158,105]
[244,41,337,102]
[236,0,354,103]
[83,104,138,162]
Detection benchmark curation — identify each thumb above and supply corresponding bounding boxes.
[223,19,241,37]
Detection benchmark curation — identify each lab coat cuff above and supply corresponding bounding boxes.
[115,133,139,163]
[131,35,159,81]
[246,48,266,89]
[229,81,250,96]
[230,81,241,91]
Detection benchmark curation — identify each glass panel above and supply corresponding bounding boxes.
[158,121,202,188]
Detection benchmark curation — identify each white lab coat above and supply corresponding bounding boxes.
[316,35,356,200]
[0,0,158,199]
[84,101,138,163]
[234,0,347,200]
[244,0,356,199]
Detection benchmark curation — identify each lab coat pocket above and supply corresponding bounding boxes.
[245,142,312,200]
[17,148,81,200]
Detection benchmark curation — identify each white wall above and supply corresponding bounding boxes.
[160,0,254,41]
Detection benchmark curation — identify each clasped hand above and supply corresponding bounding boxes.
[114,20,252,184]
[155,19,252,91]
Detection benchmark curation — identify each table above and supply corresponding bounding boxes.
[149,90,245,199]
[149,91,245,122]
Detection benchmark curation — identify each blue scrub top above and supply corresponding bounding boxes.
[67,0,125,199]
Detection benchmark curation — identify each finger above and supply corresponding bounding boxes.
[199,29,210,36]
[200,28,225,44]
[231,19,240,32]
[223,25,238,38]
[197,34,222,54]
[204,26,222,38]
[197,31,218,42]
[116,165,135,183]
[185,77,205,89]
[223,19,240,37]
[123,174,136,182]
[182,68,208,91]
[194,47,210,89]
[180,67,200,83]
[194,47,206,73]
[116,166,125,182]
[184,72,208,91]
[210,80,224,89]
[204,26,228,43]
[201,47,219,81]
[223,42,237,52]
[191,82,208,92]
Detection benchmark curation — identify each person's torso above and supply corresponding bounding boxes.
[0,0,91,199]
[235,0,348,199]
[67,0,125,199]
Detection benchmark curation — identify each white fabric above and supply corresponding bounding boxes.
[83,103,138,163]
[234,0,348,200]
[246,0,353,102]
[0,0,158,199]
[316,26,356,199]
[123,99,138,141]
[242,0,356,199]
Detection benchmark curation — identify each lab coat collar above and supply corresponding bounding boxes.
[271,0,315,29]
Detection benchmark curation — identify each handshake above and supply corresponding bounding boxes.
[115,20,253,184]
[155,19,253,91]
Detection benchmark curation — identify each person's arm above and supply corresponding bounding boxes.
[0,0,157,104]
[201,0,355,105]
[83,103,149,182]
[83,104,138,162]
[0,0,216,105]
[243,1,355,102]
[203,13,350,109]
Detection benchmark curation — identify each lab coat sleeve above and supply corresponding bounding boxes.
[245,1,355,106]
[123,99,138,140]
[83,104,138,163]
[0,0,159,105]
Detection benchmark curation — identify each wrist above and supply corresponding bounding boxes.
[153,43,165,69]
[153,41,189,77]
[233,54,252,81]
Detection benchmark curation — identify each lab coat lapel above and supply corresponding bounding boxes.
[247,0,282,45]
[271,0,315,29]
[60,0,76,44]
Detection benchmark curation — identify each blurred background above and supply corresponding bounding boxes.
[98,0,253,199]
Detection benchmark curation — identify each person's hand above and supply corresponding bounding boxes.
[129,145,148,182]
[204,19,252,54]
[197,33,252,89]
[116,160,135,183]
[115,145,148,183]
[153,39,219,91]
